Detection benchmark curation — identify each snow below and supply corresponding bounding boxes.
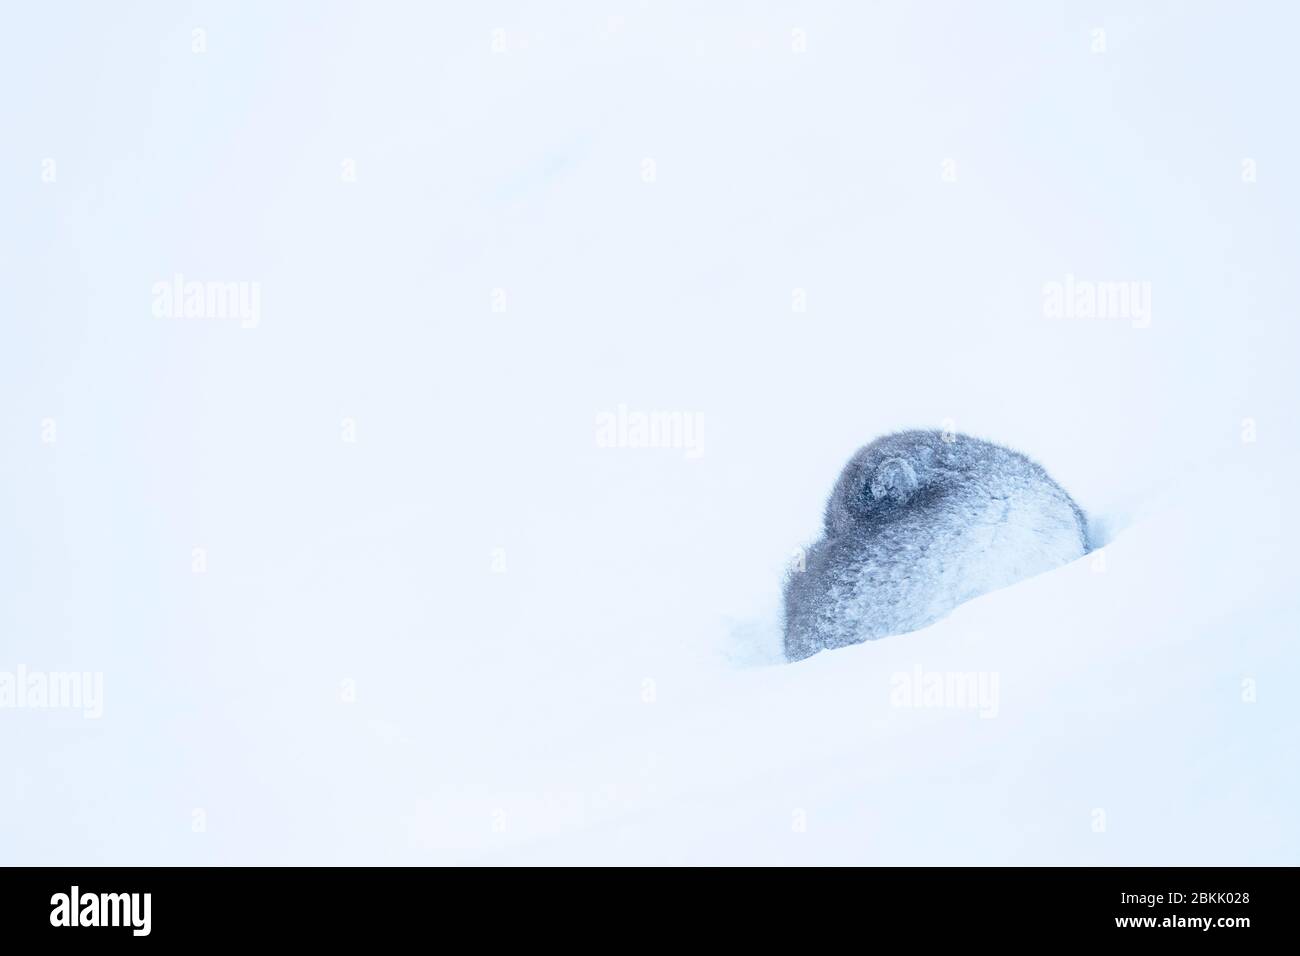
[1,2,1297,864]
[398,446,1300,865]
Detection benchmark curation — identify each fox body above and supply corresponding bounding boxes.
[783,431,1088,661]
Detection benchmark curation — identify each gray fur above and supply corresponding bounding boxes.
[784,430,1088,662]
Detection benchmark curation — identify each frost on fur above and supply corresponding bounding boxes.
[785,431,1088,662]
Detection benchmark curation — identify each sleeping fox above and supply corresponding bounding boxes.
[783,431,1089,661]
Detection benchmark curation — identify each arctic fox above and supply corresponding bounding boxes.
[783,430,1088,662]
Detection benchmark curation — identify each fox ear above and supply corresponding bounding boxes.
[869,457,918,503]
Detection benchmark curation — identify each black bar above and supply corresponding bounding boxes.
[0,867,1284,943]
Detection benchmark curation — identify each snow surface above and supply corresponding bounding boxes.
[2,2,1297,864]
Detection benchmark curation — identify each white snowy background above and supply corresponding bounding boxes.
[2,1,1297,864]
